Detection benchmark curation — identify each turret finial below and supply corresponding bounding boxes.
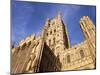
[57,11,62,19]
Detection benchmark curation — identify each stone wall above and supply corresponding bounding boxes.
[11,15,96,74]
[60,40,95,70]
[44,13,70,57]
[80,16,96,58]
[11,34,44,74]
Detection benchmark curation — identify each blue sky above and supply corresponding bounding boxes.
[12,1,96,46]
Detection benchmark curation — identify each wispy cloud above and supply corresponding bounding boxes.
[12,1,96,46]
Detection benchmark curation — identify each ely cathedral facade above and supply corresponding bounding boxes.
[11,13,96,74]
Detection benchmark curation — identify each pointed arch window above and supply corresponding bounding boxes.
[54,29,56,33]
[53,38,55,44]
[47,33,48,36]
[67,55,70,63]
[50,30,52,35]
[49,39,51,46]
[80,50,84,58]
[48,23,50,27]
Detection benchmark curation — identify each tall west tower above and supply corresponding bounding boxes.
[80,16,96,63]
[44,12,70,56]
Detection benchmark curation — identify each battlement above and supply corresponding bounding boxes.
[12,33,44,51]
[61,40,87,53]
[71,40,87,49]
[19,34,35,47]
[59,40,88,57]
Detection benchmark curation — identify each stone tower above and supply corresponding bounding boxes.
[44,13,70,56]
[11,14,96,74]
[80,16,96,63]
[59,16,96,70]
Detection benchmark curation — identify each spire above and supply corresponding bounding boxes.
[46,18,50,21]
[44,18,50,27]
[57,11,62,19]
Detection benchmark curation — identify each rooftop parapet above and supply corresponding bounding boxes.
[19,34,35,47]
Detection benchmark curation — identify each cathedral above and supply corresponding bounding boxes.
[11,13,96,74]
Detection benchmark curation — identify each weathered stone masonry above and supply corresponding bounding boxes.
[11,13,96,74]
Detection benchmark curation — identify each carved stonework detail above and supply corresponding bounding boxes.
[11,14,96,74]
